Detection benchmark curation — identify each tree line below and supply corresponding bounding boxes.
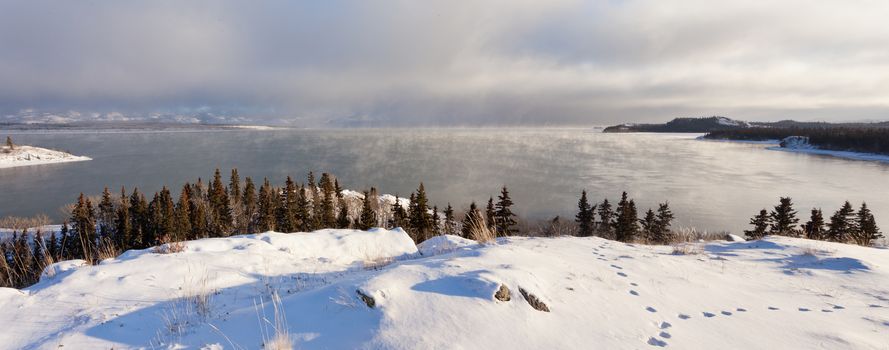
[0,169,521,288]
[744,197,882,246]
[705,127,889,155]
[574,190,675,244]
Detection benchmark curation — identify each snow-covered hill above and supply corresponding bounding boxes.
[0,145,91,169]
[1,230,887,349]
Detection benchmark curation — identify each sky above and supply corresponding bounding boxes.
[1,0,888,126]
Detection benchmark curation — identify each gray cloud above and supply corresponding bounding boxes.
[1,0,888,126]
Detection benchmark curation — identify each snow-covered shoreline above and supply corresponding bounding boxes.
[0,145,91,169]
[698,136,889,163]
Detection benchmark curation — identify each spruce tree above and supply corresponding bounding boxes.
[485,197,496,230]
[318,173,337,228]
[296,185,312,231]
[575,190,595,237]
[70,194,97,262]
[443,203,457,236]
[461,202,482,239]
[277,176,298,232]
[189,182,209,239]
[128,188,148,248]
[308,172,322,229]
[852,202,882,246]
[770,197,799,236]
[654,202,675,243]
[803,208,825,240]
[431,206,441,236]
[257,178,277,232]
[229,169,242,233]
[828,201,856,242]
[745,209,771,240]
[115,187,131,250]
[597,199,614,238]
[242,177,257,234]
[389,195,409,230]
[358,191,377,230]
[613,192,639,242]
[47,231,59,262]
[31,230,46,277]
[494,186,517,236]
[409,183,433,243]
[97,187,116,244]
[209,169,232,236]
[336,200,351,229]
[640,208,657,242]
[229,169,241,205]
[175,185,193,241]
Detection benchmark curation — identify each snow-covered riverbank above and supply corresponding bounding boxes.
[0,145,91,169]
[1,229,887,349]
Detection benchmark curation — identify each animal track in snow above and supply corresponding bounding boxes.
[703,312,716,318]
[768,306,780,311]
[630,290,639,296]
[647,337,667,347]
[617,272,628,277]
[678,314,691,320]
[721,311,733,316]
[646,306,657,313]
[736,308,746,312]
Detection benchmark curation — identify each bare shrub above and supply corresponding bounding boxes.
[671,242,704,255]
[0,214,51,231]
[154,241,187,255]
[800,245,833,257]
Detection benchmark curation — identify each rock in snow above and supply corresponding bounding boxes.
[1,230,888,349]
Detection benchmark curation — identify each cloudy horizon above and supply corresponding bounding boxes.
[2,0,888,126]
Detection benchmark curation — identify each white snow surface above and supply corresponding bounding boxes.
[416,234,477,256]
[0,145,91,169]
[1,231,888,349]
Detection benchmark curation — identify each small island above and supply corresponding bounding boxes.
[0,136,91,169]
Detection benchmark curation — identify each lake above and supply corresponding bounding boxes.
[1,128,887,234]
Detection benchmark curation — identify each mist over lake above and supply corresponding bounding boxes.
[2,128,887,233]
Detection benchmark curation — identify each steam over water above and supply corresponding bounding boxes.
[2,128,888,234]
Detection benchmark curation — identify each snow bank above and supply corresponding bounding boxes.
[1,232,888,349]
[0,145,90,169]
[417,234,476,256]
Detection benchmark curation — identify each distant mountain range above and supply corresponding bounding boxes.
[603,116,889,133]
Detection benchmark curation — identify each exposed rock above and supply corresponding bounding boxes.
[494,285,511,302]
[519,287,550,312]
[356,289,375,308]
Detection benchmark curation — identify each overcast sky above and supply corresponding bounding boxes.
[1,0,888,126]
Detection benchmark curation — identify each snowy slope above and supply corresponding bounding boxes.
[0,145,91,169]
[1,231,888,349]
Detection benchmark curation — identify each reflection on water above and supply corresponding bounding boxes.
[1,128,888,233]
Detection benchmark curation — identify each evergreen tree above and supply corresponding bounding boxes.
[828,201,856,242]
[358,191,377,230]
[114,187,131,250]
[461,202,482,239]
[308,172,321,229]
[129,188,149,248]
[296,185,312,231]
[575,190,595,237]
[803,208,825,240]
[443,203,457,236]
[336,199,351,229]
[31,230,46,277]
[318,173,337,228]
[770,197,800,236]
[431,206,441,236]
[174,185,193,241]
[654,202,675,243]
[229,169,241,205]
[640,208,657,242]
[851,202,882,246]
[242,177,257,234]
[189,181,209,239]
[485,197,496,230]
[47,231,59,262]
[745,209,771,240]
[69,194,97,262]
[389,195,409,229]
[597,199,614,238]
[494,186,517,236]
[613,193,639,243]
[97,187,116,244]
[208,169,232,236]
[408,183,433,243]
[277,176,298,232]
[334,178,344,200]
[256,178,277,232]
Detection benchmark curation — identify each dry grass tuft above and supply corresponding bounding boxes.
[154,241,187,255]
[467,215,496,244]
[671,242,704,255]
[257,291,293,350]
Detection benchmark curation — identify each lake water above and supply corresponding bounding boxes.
[1,128,888,234]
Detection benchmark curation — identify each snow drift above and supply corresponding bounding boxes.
[1,230,888,349]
